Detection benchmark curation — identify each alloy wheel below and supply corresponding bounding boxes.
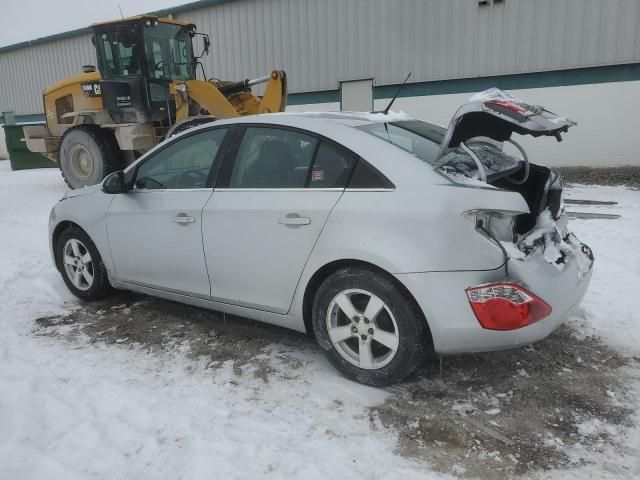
[326,288,400,369]
[62,238,94,291]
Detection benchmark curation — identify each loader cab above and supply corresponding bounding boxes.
[92,17,196,124]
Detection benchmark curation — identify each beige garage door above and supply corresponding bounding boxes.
[340,79,373,112]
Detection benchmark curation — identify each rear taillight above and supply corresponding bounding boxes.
[465,282,551,330]
[486,99,534,117]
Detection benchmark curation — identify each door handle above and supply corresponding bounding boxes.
[174,213,195,225]
[278,213,311,226]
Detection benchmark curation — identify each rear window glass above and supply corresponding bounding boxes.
[356,120,444,165]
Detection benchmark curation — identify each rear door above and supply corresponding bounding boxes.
[106,127,231,296]
[202,125,357,313]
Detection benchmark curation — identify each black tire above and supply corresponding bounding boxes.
[59,126,124,189]
[312,267,431,387]
[166,115,217,139]
[55,227,113,301]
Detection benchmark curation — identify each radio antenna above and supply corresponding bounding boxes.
[382,72,411,114]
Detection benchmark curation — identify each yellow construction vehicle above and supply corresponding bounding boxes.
[24,15,287,188]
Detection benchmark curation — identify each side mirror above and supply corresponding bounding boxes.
[203,35,211,55]
[102,171,127,194]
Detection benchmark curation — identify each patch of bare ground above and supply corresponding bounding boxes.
[559,166,640,188]
[33,291,310,382]
[373,327,638,478]
[33,293,638,478]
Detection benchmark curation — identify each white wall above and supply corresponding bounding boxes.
[288,80,640,168]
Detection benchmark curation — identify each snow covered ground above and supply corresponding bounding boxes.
[0,160,639,479]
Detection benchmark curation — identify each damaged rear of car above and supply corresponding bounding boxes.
[358,89,593,352]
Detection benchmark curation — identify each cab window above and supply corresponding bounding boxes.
[96,31,141,79]
[135,129,227,190]
[144,23,194,81]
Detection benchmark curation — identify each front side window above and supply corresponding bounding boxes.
[135,129,227,189]
[229,127,318,188]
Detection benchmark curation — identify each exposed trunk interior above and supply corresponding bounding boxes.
[492,163,557,234]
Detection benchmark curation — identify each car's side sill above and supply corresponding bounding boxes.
[111,280,307,334]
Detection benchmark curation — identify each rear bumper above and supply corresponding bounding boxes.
[396,240,593,354]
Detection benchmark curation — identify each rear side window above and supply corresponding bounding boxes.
[229,127,318,188]
[308,142,357,188]
[348,159,395,189]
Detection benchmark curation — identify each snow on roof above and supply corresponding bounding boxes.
[271,110,413,125]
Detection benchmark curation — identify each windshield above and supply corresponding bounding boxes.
[144,23,194,81]
[357,120,444,166]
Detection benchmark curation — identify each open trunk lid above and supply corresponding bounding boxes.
[436,90,592,279]
[434,89,576,231]
[437,88,576,160]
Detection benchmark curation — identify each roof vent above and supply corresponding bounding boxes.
[83,65,96,73]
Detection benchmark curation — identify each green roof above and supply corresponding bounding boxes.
[0,0,234,54]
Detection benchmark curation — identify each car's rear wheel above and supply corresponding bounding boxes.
[56,227,113,300]
[312,267,431,387]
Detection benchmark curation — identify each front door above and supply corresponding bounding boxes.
[107,127,230,296]
[202,125,357,313]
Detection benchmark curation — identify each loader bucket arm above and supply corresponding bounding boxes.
[258,70,287,113]
[184,70,287,120]
[184,80,241,119]
[215,70,287,114]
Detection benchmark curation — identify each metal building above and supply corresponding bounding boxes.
[2,0,640,166]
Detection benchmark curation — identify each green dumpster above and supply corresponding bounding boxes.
[2,123,57,170]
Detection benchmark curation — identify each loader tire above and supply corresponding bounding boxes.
[166,115,217,139]
[59,126,124,189]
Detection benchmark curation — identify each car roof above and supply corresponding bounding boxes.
[135,110,415,166]
[206,110,415,129]
[266,110,415,126]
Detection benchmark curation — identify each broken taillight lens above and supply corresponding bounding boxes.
[465,282,551,330]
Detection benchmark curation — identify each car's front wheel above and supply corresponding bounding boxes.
[56,227,113,300]
[312,267,431,387]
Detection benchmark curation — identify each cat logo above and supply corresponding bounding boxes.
[81,82,102,97]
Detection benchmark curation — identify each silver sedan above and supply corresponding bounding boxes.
[49,91,593,386]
